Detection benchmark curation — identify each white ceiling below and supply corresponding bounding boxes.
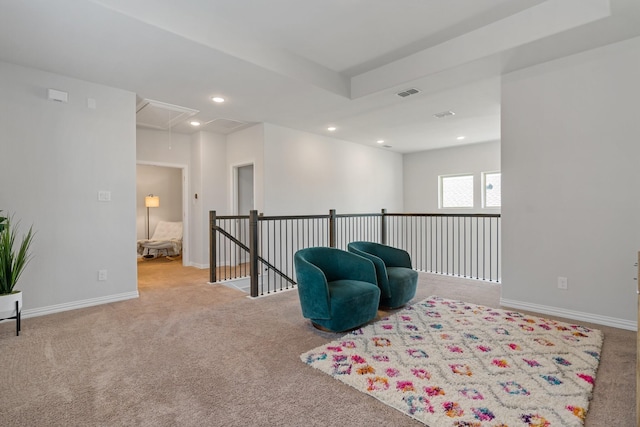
[1,0,639,153]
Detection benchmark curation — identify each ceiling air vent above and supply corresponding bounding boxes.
[209,118,246,131]
[433,110,456,119]
[396,88,421,98]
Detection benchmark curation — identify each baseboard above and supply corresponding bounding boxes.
[185,262,208,269]
[21,291,140,319]
[500,298,637,331]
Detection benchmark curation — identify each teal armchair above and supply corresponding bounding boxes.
[294,247,381,332]
[347,241,418,309]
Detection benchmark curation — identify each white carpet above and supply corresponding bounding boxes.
[301,296,603,426]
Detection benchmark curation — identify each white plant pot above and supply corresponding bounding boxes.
[0,291,22,319]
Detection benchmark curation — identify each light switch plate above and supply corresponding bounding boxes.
[98,191,111,201]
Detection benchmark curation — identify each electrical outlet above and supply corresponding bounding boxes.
[98,269,107,281]
[557,276,568,290]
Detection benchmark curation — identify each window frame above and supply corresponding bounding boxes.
[482,171,501,208]
[439,173,474,209]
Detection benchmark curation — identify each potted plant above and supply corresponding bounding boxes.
[0,211,34,331]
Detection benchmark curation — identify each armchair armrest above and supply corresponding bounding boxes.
[346,245,391,297]
[294,252,331,320]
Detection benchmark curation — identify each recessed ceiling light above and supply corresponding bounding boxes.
[212,96,225,103]
[456,136,465,140]
[377,140,385,144]
[327,126,336,131]
[190,121,201,126]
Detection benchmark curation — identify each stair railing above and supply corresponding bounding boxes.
[210,209,500,297]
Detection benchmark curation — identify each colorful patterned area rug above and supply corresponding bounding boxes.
[301,296,603,426]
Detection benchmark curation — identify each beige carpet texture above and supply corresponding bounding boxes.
[0,258,635,426]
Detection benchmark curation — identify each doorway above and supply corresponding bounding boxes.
[136,162,188,266]
[236,164,254,214]
[233,164,254,267]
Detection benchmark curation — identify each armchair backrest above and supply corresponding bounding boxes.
[151,221,183,240]
[295,247,376,284]
[347,241,412,268]
[347,241,413,298]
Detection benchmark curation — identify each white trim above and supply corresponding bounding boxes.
[230,161,255,215]
[209,276,297,299]
[216,277,250,293]
[249,286,297,299]
[187,262,209,269]
[500,298,637,331]
[439,173,474,209]
[21,291,139,319]
[481,170,501,208]
[136,160,188,169]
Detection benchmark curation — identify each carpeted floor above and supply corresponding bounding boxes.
[0,258,635,426]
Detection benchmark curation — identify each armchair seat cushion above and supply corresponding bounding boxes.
[320,279,381,332]
[386,267,419,308]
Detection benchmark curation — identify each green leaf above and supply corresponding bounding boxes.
[0,215,35,295]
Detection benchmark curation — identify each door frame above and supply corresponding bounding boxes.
[231,162,255,215]
[136,160,189,266]
[231,163,255,267]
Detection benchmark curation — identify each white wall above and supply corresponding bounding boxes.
[136,128,191,165]
[136,165,182,240]
[0,61,137,314]
[190,131,227,268]
[501,36,640,329]
[137,128,228,267]
[404,141,501,213]
[263,123,403,215]
[138,123,404,266]
[137,126,255,268]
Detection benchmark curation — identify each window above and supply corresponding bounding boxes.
[483,172,501,208]
[440,174,474,208]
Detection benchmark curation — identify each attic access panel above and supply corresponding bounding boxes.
[136,99,199,130]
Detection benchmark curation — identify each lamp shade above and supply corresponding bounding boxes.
[145,195,160,208]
